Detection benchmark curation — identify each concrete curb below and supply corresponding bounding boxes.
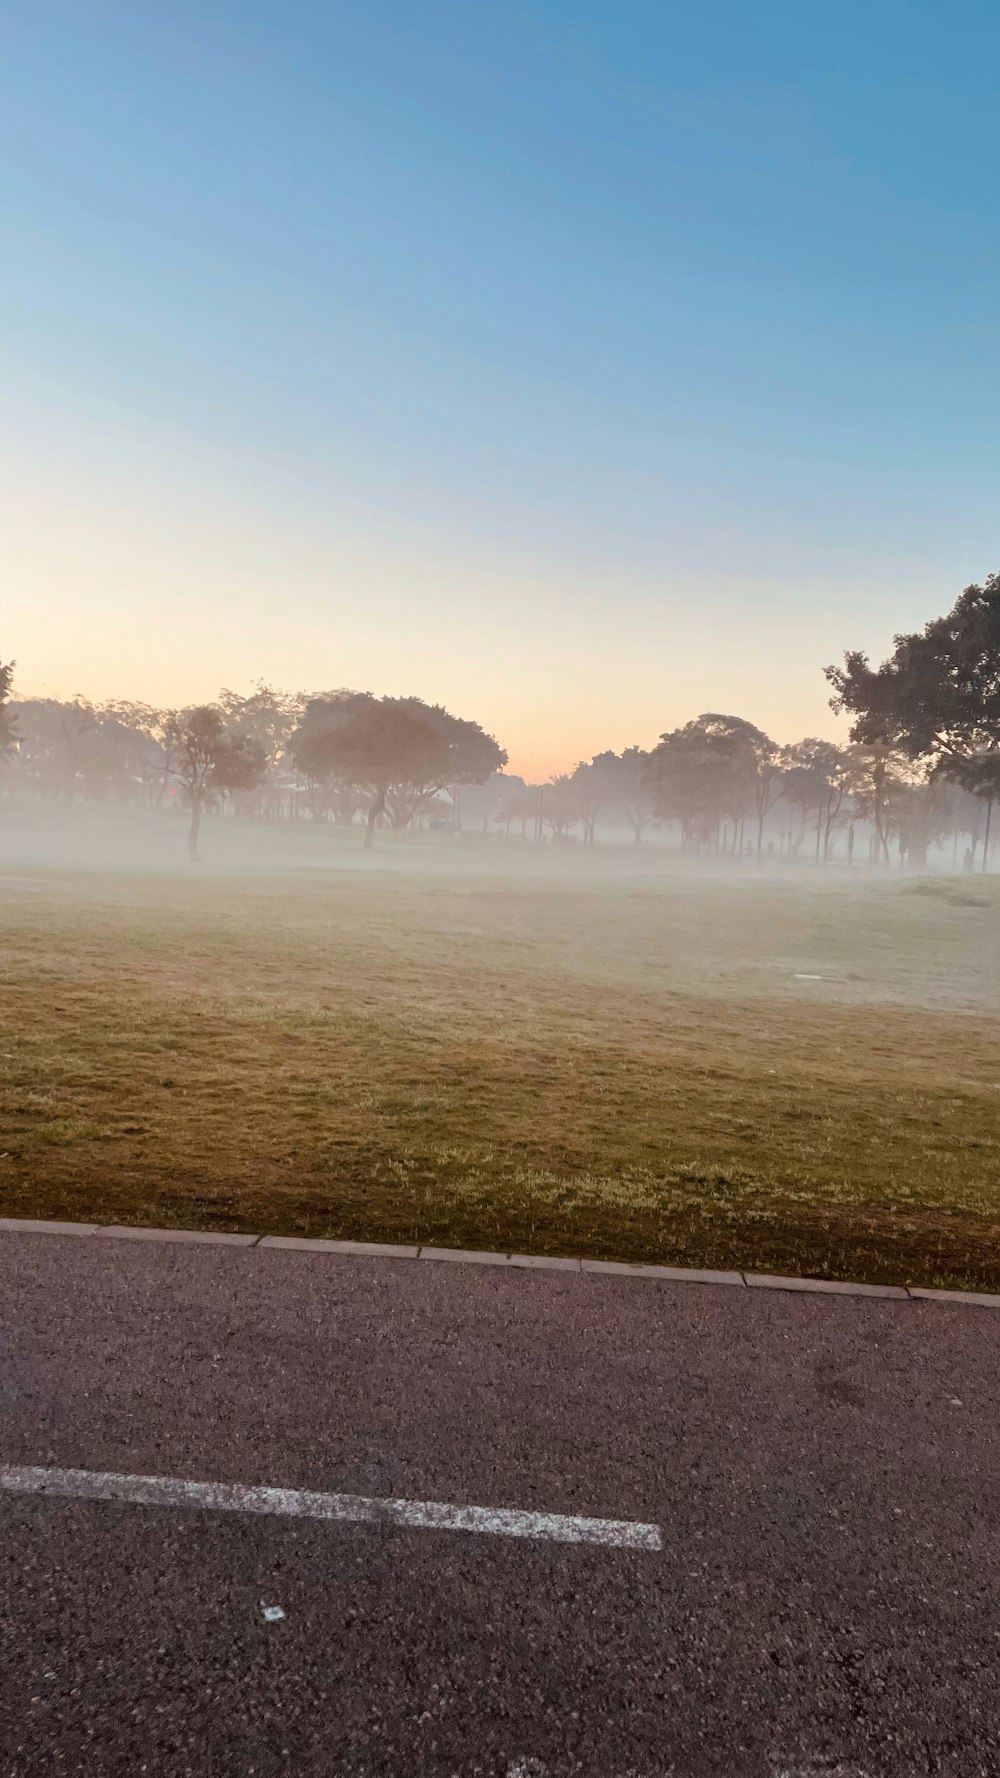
[0,1216,996,1306]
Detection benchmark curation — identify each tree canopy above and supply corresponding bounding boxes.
[826,574,1000,763]
[643,714,775,850]
[828,572,1000,865]
[0,661,16,758]
[290,693,506,846]
[164,706,267,860]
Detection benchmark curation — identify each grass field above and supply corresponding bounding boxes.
[3,815,1000,1290]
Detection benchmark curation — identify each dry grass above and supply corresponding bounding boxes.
[3,839,1000,1290]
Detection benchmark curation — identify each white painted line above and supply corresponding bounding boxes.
[0,1464,663,1551]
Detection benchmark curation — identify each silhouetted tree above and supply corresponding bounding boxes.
[541,773,581,840]
[218,683,304,767]
[458,771,510,834]
[748,732,787,858]
[291,694,505,844]
[386,699,507,829]
[568,749,655,845]
[643,715,768,853]
[97,702,171,804]
[607,747,656,844]
[940,750,1000,871]
[164,706,267,861]
[827,574,1000,868]
[292,697,440,848]
[781,739,849,862]
[890,775,955,871]
[494,776,533,838]
[290,691,372,821]
[569,760,602,845]
[8,698,99,801]
[0,661,16,761]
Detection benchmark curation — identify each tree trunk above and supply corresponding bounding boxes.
[187,794,202,863]
[983,797,994,873]
[363,789,386,850]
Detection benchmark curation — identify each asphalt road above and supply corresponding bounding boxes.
[1,1233,999,1778]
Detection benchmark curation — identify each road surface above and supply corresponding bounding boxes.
[1,1231,998,1777]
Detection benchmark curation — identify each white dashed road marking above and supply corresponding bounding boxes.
[0,1463,663,1550]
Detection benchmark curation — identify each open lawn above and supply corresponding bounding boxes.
[3,819,1000,1289]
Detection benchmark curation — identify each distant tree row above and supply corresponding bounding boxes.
[1,572,997,867]
[0,679,507,860]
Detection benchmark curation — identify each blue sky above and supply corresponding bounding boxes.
[2,0,997,775]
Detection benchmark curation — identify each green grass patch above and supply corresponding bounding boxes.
[2,852,1000,1291]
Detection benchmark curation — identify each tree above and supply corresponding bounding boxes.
[643,715,769,853]
[292,697,442,849]
[569,749,656,846]
[541,773,581,840]
[940,749,1000,871]
[840,743,913,865]
[457,771,509,834]
[9,697,99,801]
[891,775,956,872]
[290,691,373,822]
[217,683,307,819]
[163,706,267,861]
[291,694,506,845]
[0,661,16,761]
[494,776,534,838]
[569,760,602,845]
[386,699,507,829]
[781,739,849,862]
[608,747,656,844]
[98,702,171,804]
[748,734,787,858]
[218,683,305,773]
[826,574,1000,864]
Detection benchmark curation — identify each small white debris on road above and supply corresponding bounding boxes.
[260,1603,285,1622]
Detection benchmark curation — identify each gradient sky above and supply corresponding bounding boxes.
[2,1,997,779]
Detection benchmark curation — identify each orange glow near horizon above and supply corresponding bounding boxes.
[0,441,911,786]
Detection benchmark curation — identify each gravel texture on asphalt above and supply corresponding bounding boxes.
[0,1233,997,1778]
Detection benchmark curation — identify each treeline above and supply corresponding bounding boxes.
[1,573,998,868]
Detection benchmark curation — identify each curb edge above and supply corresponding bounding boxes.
[0,1217,995,1305]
